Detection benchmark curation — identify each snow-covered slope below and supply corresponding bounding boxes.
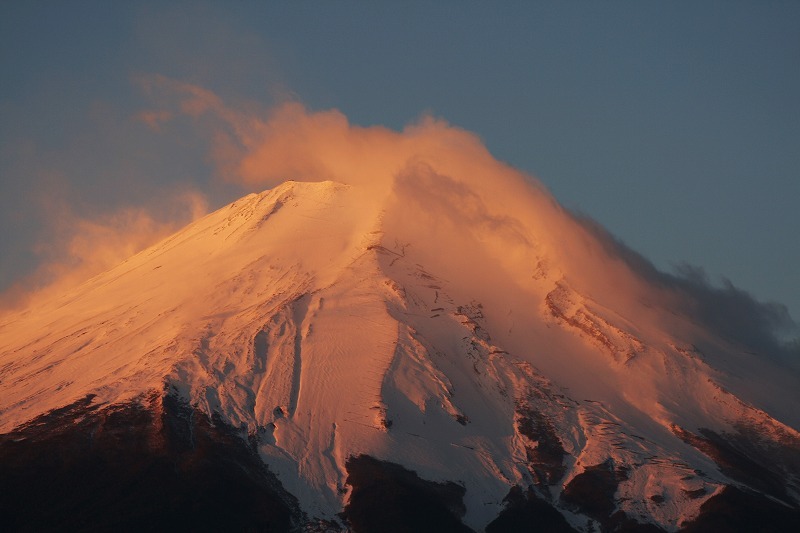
[1,179,798,531]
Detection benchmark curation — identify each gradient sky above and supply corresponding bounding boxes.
[1,1,799,322]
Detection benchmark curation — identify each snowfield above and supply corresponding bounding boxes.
[1,179,798,531]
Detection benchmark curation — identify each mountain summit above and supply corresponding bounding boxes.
[1,178,798,532]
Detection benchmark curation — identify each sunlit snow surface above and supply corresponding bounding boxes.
[1,180,798,531]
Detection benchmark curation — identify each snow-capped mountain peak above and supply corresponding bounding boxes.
[1,179,798,531]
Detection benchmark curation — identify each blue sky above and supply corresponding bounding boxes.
[1,1,798,321]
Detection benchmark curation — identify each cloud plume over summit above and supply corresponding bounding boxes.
[3,76,796,369]
[142,77,797,364]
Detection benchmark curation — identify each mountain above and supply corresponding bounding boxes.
[1,178,799,532]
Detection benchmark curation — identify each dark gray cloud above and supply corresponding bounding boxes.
[573,213,800,367]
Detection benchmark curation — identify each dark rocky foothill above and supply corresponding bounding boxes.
[0,391,301,532]
[341,454,473,533]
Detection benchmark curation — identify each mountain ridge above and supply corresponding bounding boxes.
[1,179,798,531]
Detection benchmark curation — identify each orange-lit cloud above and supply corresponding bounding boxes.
[136,76,662,298]
[0,189,207,315]
[137,75,506,193]
[148,77,793,363]
[134,109,173,132]
[143,78,663,310]
[6,75,795,365]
